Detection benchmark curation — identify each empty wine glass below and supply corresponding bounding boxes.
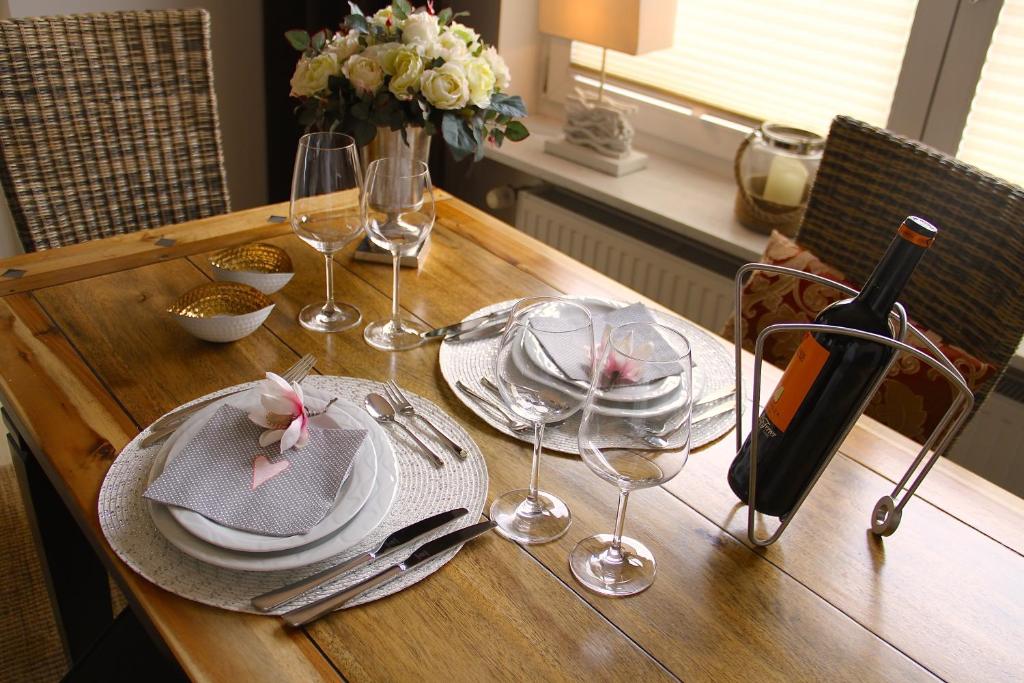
[362,158,435,351]
[573,322,692,595]
[491,297,594,544]
[290,132,364,333]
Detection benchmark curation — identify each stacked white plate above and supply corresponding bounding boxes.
[145,387,399,572]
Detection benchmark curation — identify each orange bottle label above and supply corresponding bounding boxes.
[764,333,830,432]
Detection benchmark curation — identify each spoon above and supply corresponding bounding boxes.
[365,394,444,468]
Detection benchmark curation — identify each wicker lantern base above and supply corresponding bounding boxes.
[734,176,807,237]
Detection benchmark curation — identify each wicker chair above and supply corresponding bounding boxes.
[795,115,1024,425]
[0,9,230,252]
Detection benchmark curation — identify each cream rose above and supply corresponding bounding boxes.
[420,62,470,109]
[464,58,495,108]
[289,52,338,97]
[425,29,470,63]
[325,31,361,63]
[449,22,480,49]
[401,11,439,50]
[388,48,424,100]
[342,54,384,95]
[370,7,396,28]
[482,46,511,91]
[363,42,402,75]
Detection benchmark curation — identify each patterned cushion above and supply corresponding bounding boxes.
[722,231,998,443]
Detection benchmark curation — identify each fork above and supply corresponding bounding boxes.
[141,354,316,447]
[383,381,466,459]
[455,380,531,432]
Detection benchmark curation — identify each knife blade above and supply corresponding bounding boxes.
[251,507,469,612]
[282,520,496,627]
[421,306,514,341]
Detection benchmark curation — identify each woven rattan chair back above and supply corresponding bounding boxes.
[0,9,229,252]
[797,115,1024,410]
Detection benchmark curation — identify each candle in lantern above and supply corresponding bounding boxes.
[762,155,809,206]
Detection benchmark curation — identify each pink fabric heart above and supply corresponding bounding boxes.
[251,455,290,490]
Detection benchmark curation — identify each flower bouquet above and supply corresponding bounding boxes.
[286,1,529,161]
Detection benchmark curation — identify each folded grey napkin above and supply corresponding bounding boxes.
[144,405,367,537]
[533,303,682,384]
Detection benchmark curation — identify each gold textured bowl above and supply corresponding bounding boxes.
[209,243,294,294]
[168,282,275,343]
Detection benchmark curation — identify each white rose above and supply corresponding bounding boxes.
[482,46,511,91]
[342,54,384,95]
[389,48,424,100]
[425,29,469,63]
[370,7,396,28]
[363,42,402,75]
[325,31,361,63]
[449,22,480,49]
[289,52,338,97]
[401,11,440,50]
[420,62,470,109]
[464,58,495,108]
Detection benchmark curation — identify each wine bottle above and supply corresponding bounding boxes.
[727,216,937,517]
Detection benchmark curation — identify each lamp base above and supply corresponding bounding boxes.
[544,138,648,177]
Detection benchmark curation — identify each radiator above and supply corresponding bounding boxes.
[514,190,734,331]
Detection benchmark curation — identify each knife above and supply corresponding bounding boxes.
[251,507,469,612]
[421,305,515,341]
[282,520,496,627]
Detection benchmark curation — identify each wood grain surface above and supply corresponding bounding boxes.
[1,194,1021,682]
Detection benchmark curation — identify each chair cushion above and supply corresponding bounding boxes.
[721,231,998,443]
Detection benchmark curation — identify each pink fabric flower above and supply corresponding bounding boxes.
[247,373,340,453]
[588,330,654,387]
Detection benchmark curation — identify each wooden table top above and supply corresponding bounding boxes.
[1,193,1022,682]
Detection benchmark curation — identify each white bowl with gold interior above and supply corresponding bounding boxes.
[168,282,274,343]
[209,243,294,294]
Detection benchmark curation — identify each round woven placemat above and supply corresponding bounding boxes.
[439,299,737,455]
[99,376,488,615]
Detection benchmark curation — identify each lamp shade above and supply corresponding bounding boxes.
[538,0,676,56]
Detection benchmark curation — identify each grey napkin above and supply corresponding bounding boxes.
[144,405,367,537]
[534,303,683,384]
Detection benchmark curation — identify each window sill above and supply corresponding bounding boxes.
[484,115,1024,372]
[483,115,768,263]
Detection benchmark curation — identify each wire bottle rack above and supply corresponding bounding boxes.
[732,264,975,546]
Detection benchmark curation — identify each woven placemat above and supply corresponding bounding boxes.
[439,299,737,454]
[99,376,488,615]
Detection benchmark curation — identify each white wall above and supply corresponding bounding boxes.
[0,0,268,257]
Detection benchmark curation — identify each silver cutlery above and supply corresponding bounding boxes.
[421,305,515,341]
[282,520,497,627]
[365,394,445,468]
[455,380,531,432]
[251,507,469,612]
[141,354,317,448]
[383,380,466,459]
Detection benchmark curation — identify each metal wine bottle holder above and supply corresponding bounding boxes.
[733,264,975,546]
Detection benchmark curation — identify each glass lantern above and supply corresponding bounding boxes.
[734,123,825,237]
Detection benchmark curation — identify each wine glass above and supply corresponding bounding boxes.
[362,158,435,351]
[573,322,692,595]
[290,132,364,333]
[491,297,594,544]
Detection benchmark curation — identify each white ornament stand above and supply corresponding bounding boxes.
[544,138,648,177]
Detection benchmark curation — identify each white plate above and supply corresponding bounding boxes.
[146,400,399,571]
[165,389,379,553]
[510,298,705,418]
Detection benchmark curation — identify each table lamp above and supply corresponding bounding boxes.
[538,0,676,176]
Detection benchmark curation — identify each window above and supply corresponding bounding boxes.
[544,0,1022,186]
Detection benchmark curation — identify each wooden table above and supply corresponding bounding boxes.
[1,194,1022,682]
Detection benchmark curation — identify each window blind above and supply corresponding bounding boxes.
[570,0,918,135]
[956,0,1024,188]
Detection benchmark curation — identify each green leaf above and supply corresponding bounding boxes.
[285,30,310,51]
[488,93,528,119]
[353,119,377,146]
[437,8,452,25]
[311,29,327,51]
[453,11,470,21]
[423,119,437,137]
[426,57,445,69]
[351,98,371,120]
[492,128,505,147]
[348,1,364,16]
[345,13,368,33]
[504,120,529,142]
[392,0,412,20]
[442,112,475,161]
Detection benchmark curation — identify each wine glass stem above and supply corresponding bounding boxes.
[526,421,545,508]
[323,254,336,310]
[608,490,630,562]
[390,251,402,326]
